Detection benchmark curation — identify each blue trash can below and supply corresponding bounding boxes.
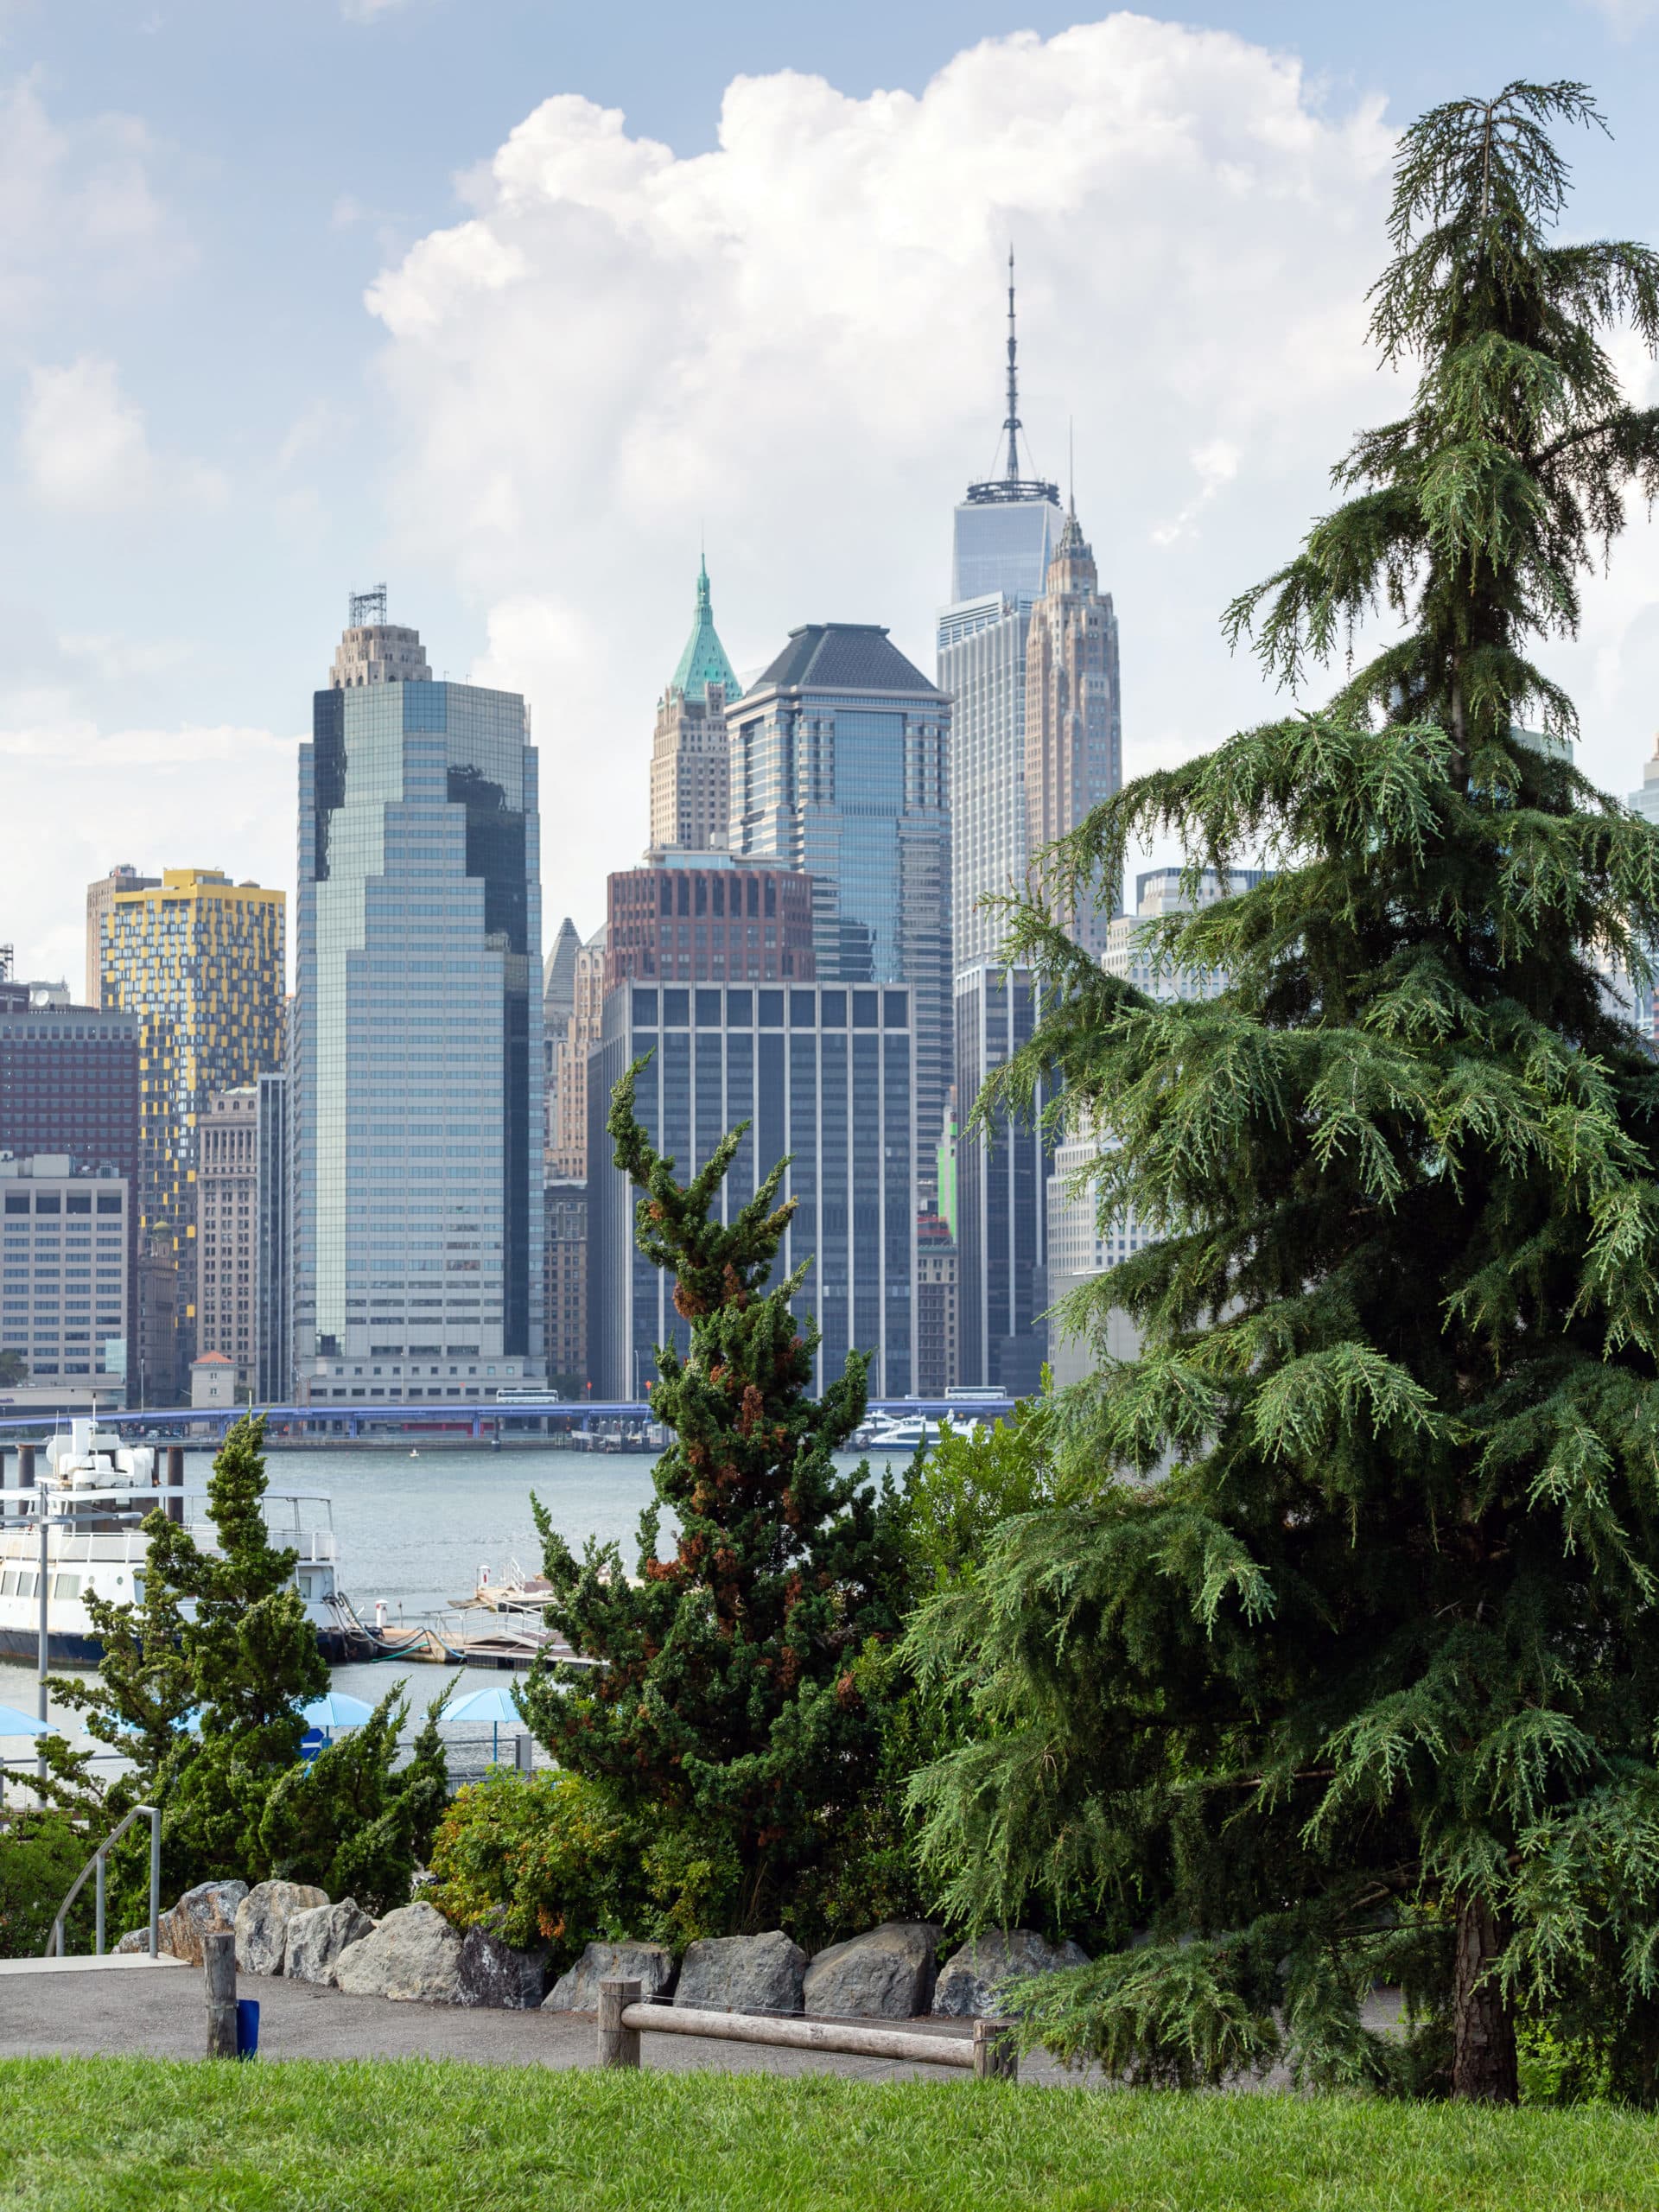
[236,1999,260,2059]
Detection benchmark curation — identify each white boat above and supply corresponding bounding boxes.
[856,1411,979,1452]
[0,1419,348,1666]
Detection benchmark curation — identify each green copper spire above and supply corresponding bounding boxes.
[667,554,739,703]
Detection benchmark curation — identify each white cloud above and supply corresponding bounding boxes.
[0,718,296,985]
[365,16,1400,928]
[0,76,185,337]
[18,357,226,512]
[341,0,415,19]
[1577,0,1659,35]
[362,14,1659,933]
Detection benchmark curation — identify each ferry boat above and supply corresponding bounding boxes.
[0,1420,352,1665]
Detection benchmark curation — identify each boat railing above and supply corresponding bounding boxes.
[43,1802,161,1960]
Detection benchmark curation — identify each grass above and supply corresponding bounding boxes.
[0,2060,1656,2211]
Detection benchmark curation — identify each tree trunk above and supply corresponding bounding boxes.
[1452,1893,1517,2102]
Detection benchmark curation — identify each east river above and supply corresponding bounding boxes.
[0,1445,901,1776]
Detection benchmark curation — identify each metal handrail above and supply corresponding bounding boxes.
[42,1803,161,1960]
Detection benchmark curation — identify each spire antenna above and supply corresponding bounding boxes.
[1068,416,1075,513]
[1004,245,1021,484]
[963,246,1058,511]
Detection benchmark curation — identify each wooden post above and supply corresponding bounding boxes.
[972,2020,1017,2082]
[204,1930,238,2058]
[598,1977,641,2069]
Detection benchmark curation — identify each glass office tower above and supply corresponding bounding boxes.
[955,962,1052,1394]
[588,981,917,1400]
[291,608,543,1405]
[728,624,950,1208]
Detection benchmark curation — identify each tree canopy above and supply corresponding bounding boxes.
[908,82,1659,2103]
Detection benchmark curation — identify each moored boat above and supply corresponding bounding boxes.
[0,1419,352,1665]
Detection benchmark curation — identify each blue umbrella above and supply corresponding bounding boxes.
[0,1701,57,1737]
[110,1708,202,1738]
[447,1682,524,1763]
[301,1691,375,1736]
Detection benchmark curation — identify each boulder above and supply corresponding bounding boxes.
[235,1881,331,1977]
[113,1928,149,1955]
[284,1899,376,1987]
[543,1940,678,2012]
[456,1926,548,2009]
[804,1922,943,2020]
[334,1902,463,2003]
[156,1880,248,1966]
[931,1929,1090,2018]
[675,1931,806,2016]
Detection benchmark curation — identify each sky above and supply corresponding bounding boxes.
[5,0,1659,986]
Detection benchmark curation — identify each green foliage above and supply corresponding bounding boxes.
[0,1349,25,1385]
[54,1416,327,1923]
[899,1401,1061,1592]
[911,83,1659,2107]
[260,1683,452,1916]
[0,1808,93,1959]
[519,1063,906,1931]
[427,1769,742,1961]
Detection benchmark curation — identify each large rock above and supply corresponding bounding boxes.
[334,1902,463,2004]
[932,1929,1090,2018]
[284,1899,376,1987]
[456,1926,548,2009]
[113,1928,149,1955]
[156,1880,248,1966]
[543,1940,677,2012]
[804,1922,943,2020]
[675,1931,806,2016]
[235,1881,330,1977]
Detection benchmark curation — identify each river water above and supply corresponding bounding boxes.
[0,1444,904,1776]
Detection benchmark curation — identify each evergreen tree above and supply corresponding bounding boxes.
[67,1415,328,1906]
[519,1061,905,1930]
[908,83,1659,2103]
[261,1682,452,1914]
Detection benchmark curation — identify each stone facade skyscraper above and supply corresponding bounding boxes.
[649,559,738,853]
[1024,500,1122,951]
[292,595,544,1404]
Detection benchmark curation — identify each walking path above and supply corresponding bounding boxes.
[0,1959,1084,2085]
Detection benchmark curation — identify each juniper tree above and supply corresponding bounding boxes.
[907,83,1659,2102]
[63,1415,327,1909]
[519,1061,905,1930]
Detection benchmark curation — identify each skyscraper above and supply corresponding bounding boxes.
[85,864,158,1007]
[606,857,816,988]
[291,594,544,1405]
[543,916,582,1160]
[256,1070,289,1405]
[588,981,918,1399]
[938,256,1060,974]
[549,925,606,1184]
[1046,867,1271,1389]
[1025,502,1122,951]
[649,558,739,854]
[197,1085,258,1393]
[955,962,1052,1394]
[728,623,950,1203]
[100,867,285,1394]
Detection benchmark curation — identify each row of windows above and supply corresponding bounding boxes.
[630,987,907,1030]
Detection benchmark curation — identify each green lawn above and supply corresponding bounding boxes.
[0,2058,1654,2210]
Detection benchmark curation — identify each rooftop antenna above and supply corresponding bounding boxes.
[348,583,388,630]
[965,248,1058,510]
[1003,245,1021,484]
[1068,416,1075,513]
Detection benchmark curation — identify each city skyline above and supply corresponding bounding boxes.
[10,8,1659,988]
